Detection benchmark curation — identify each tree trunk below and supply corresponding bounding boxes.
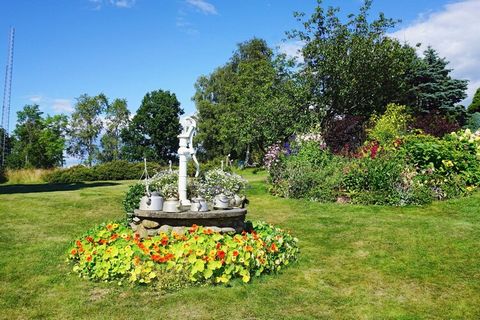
[244,144,250,166]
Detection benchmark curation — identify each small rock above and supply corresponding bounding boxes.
[147,228,158,236]
[135,225,149,239]
[204,226,222,233]
[172,227,186,235]
[132,217,141,224]
[158,225,172,234]
[221,227,236,234]
[142,219,160,229]
[129,222,138,232]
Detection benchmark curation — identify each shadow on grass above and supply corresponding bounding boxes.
[0,182,120,195]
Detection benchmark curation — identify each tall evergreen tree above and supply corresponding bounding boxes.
[405,47,468,114]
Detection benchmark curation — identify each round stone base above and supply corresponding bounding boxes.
[131,208,247,237]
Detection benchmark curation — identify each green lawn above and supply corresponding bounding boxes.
[1,170,479,319]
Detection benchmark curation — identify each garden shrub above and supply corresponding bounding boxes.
[45,161,164,183]
[366,103,411,146]
[411,113,460,137]
[68,221,299,287]
[324,115,366,155]
[123,183,145,214]
[266,128,480,206]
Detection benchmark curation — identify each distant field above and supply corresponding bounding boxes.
[0,170,479,319]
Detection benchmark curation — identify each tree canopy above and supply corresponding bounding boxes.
[194,38,308,162]
[67,94,108,167]
[121,89,183,162]
[99,98,130,162]
[7,105,67,168]
[289,0,418,126]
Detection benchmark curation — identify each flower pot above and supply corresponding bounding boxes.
[163,198,181,213]
[139,192,163,211]
[214,194,230,210]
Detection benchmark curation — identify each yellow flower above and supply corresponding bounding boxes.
[442,160,454,168]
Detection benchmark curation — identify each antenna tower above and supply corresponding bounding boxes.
[1,27,15,167]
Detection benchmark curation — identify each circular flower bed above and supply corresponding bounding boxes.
[68,221,299,287]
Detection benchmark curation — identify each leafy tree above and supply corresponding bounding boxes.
[7,105,67,168]
[405,47,468,114]
[67,94,107,167]
[99,98,130,162]
[468,88,480,113]
[122,90,183,162]
[289,0,418,126]
[194,38,308,162]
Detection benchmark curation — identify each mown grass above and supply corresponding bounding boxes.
[0,170,479,319]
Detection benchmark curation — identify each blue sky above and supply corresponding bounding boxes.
[1,0,479,132]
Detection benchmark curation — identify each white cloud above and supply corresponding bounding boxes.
[110,0,136,8]
[278,41,304,62]
[186,0,217,15]
[52,99,74,113]
[88,0,136,9]
[391,0,480,105]
[28,95,43,103]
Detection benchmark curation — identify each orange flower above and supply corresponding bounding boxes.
[85,236,94,243]
[106,224,113,231]
[70,249,77,255]
[203,228,213,235]
[216,250,225,260]
[189,224,199,233]
[86,255,92,262]
[216,242,222,249]
[232,250,239,257]
[133,256,141,266]
[110,234,118,241]
[245,245,253,252]
[76,240,82,248]
[270,243,278,252]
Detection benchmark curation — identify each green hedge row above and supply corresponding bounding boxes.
[45,161,164,184]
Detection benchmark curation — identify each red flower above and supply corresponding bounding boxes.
[189,224,199,233]
[85,236,94,243]
[216,242,222,249]
[216,250,225,260]
[232,250,239,257]
[161,236,169,246]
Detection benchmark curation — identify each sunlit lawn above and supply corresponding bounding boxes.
[1,170,479,319]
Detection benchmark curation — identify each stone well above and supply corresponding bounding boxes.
[131,208,247,237]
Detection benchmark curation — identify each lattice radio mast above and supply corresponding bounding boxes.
[1,27,15,167]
